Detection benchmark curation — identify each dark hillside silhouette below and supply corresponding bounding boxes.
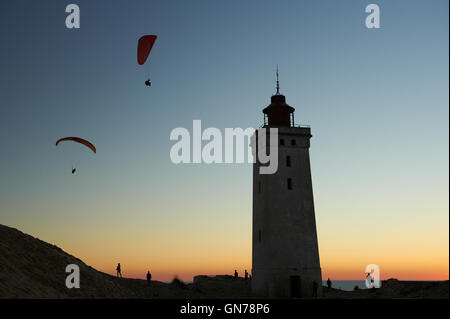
[0,224,447,299]
[0,224,251,298]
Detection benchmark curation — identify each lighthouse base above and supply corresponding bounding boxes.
[252,267,322,298]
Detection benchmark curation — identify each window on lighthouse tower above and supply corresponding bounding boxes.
[287,178,293,190]
[286,156,291,167]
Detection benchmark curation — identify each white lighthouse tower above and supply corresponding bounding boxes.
[251,71,322,298]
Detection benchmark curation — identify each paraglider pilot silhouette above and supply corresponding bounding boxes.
[56,137,96,174]
[137,35,157,87]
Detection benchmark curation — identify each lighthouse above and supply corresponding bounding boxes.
[251,70,322,298]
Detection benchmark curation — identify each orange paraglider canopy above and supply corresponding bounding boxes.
[56,137,96,153]
[137,35,157,65]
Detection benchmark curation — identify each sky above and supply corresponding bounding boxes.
[0,0,448,282]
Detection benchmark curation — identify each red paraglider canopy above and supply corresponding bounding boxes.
[137,35,157,65]
[56,137,96,154]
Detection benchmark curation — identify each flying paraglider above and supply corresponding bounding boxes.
[137,35,157,65]
[56,137,96,153]
[137,35,157,87]
[56,137,96,174]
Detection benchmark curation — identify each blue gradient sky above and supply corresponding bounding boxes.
[0,0,448,280]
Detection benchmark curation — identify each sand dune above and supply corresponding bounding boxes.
[0,224,447,299]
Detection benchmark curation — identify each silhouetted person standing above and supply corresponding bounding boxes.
[234,270,238,279]
[147,271,152,286]
[327,278,332,289]
[312,280,318,298]
[366,272,375,289]
[116,263,122,278]
[245,270,248,281]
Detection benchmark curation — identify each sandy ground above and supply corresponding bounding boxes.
[0,224,448,299]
